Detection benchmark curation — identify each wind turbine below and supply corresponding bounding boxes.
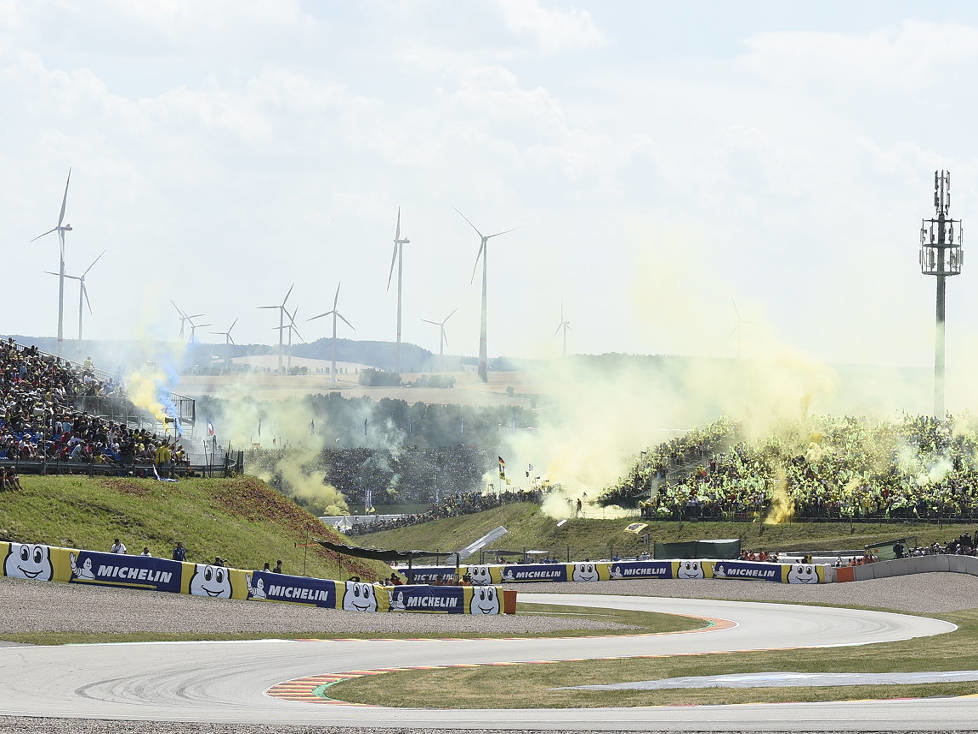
[171,301,204,340]
[422,308,457,371]
[455,208,514,383]
[210,318,238,371]
[308,282,355,388]
[387,207,410,375]
[188,317,211,344]
[554,300,571,357]
[274,306,304,373]
[31,169,73,355]
[258,283,294,373]
[45,250,105,342]
[730,298,755,360]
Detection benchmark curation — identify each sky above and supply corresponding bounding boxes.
[4,1,978,368]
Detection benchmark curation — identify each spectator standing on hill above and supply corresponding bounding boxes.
[172,542,186,561]
[273,559,283,573]
[110,538,126,554]
[140,547,151,557]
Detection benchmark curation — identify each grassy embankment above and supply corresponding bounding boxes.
[330,608,978,708]
[0,474,390,581]
[361,502,977,559]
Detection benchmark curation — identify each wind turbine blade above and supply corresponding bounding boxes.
[59,274,81,281]
[228,335,235,345]
[292,325,305,342]
[58,168,71,227]
[229,318,238,332]
[82,284,92,314]
[554,324,562,337]
[470,241,485,284]
[442,328,448,347]
[454,207,484,239]
[196,324,212,329]
[422,319,440,326]
[307,311,332,321]
[333,282,341,309]
[731,297,740,320]
[44,271,61,277]
[187,313,205,319]
[386,242,398,291]
[395,206,401,241]
[337,312,355,331]
[283,283,294,305]
[444,308,457,324]
[486,227,516,239]
[170,301,186,318]
[31,227,58,242]
[209,331,225,336]
[257,305,280,310]
[83,249,106,276]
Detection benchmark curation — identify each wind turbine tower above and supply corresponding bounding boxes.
[730,298,754,360]
[274,307,304,373]
[258,283,294,373]
[422,308,456,371]
[455,208,514,383]
[31,169,73,355]
[46,250,105,341]
[554,301,571,357]
[387,207,410,375]
[210,318,238,372]
[309,282,355,388]
[171,301,204,340]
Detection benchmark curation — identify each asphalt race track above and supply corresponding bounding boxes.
[0,593,965,731]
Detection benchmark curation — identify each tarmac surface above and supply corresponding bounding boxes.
[0,592,962,732]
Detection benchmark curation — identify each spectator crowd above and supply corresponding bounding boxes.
[628,413,978,522]
[0,339,186,475]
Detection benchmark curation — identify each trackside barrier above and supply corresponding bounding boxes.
[835,554,978,582]
[0,541,510,614]
[401,559,830,585]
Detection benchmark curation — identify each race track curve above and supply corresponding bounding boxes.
[0,593,964,732]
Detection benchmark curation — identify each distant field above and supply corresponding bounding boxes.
[177,369,534,406]
[359,502,976,559]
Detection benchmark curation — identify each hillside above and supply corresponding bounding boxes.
[359,502,974,559]
[0,475,391,581]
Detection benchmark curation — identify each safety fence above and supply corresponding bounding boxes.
[401,559,830,585]
[0,541,513,615]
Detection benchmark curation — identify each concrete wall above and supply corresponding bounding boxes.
[842,554,978,582]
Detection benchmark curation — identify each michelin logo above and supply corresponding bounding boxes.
[501,567,563,581]
[470,586,500,615]
[343,581,378,612]
[70,552,96,580]
[713,563,778,580]
[787,564,819,584]
[246,574,267,599]
[4,543,52,581]
[467,565,493,586]
[572,562,599,582]
[189,564,232,598]
[677,560,705,579]
[611,564,668,579]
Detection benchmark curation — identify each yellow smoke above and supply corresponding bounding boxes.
[125,369,168,422]
[764,466,794,525]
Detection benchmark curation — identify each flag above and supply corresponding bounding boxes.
[625,522,649,535]
[526,463,533,478]
[498,456,506,479]
[207,421,215,437]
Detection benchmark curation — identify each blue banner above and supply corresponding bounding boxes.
[68,550,182,593]
[609,561,674,580]
[498,563,568,583]
[401,566,457,584]
[388,584,467,613]
[712,560,782,582]
[245,570,339,607]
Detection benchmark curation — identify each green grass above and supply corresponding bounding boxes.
[361,502,978,559]
[0,474,391,581]
[0,601,704,645]
[329,608,978,708]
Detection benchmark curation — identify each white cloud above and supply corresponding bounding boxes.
[496,0,605,52]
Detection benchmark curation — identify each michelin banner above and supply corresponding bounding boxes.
[0,541,508,612]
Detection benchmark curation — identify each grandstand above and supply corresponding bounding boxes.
[0,338,232,477]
